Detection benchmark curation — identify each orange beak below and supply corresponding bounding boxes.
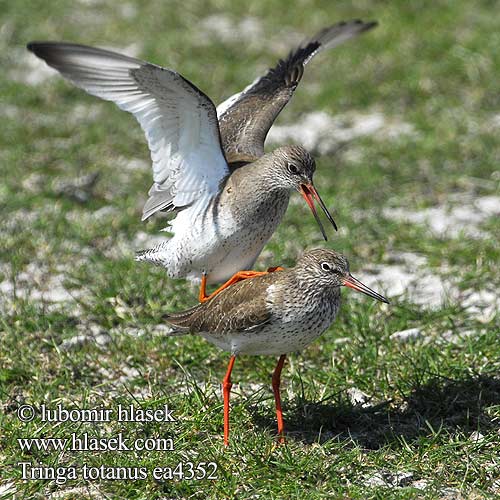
[299,184,338,241]
[342,274,389,304]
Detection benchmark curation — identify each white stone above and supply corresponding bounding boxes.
[390,328,423,342]
[60,335,90,351]
[462,290,499,323]
[440,329,481,344]
[95,333,111,346]
[469,431,484,442]
[411,479,430,490]
[0,482,16,497]
[357,263,457,309]
[383,195,500,240]
[347,387,372,408]
[152,324,176,336]
[363,471,414,488]
[267,111,415,155]
[474,195,500,216]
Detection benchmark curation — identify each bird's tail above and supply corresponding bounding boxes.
[135,242,170,266]
[163,304,203,333]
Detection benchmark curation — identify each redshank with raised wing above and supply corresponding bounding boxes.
[165,248,389,445]
[27,20,377,301]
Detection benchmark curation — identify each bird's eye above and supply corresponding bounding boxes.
[321,262,332,272]
[287,163,300,175]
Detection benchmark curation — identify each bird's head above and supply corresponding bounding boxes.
[296,248,389,303]
[271,145,337,239]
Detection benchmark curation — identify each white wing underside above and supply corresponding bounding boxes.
[28,43,229,221]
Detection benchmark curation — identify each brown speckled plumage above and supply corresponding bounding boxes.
[166,249,388,356]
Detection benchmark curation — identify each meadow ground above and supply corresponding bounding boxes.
[1,0,499,498]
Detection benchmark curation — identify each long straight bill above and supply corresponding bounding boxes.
[300,184,338,241]
[342,274,389,304]
[306,184,338,231]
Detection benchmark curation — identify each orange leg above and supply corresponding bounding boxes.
[272,354,287,443]
[223,355,236,447]
[199,274,209,303]
[199,267,285,303]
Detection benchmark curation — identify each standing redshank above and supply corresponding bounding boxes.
[27,20,377,301]
[165,248,389,445]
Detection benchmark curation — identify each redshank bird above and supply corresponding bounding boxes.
[26,20,377,301]
[165,248,389,445]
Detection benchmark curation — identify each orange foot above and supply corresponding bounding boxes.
[199,266,285,303]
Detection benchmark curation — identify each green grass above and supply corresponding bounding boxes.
[1,0,499,498]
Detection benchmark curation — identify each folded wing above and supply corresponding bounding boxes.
[166,275,274,334]
[217,19,377,166]
[27,42,229,220]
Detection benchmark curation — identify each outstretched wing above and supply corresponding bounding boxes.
[27,42,229,220]
[217,19,377,165]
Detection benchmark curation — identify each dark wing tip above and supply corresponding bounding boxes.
[26,41,45,55]
[312,19,378,48]
[26,41,68,65]
[333,19,378,29]
[26,41,57,55]
[27,43,64,70]
[350,19,378,26]
[282,18,379,82]
[355,19,378,31]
